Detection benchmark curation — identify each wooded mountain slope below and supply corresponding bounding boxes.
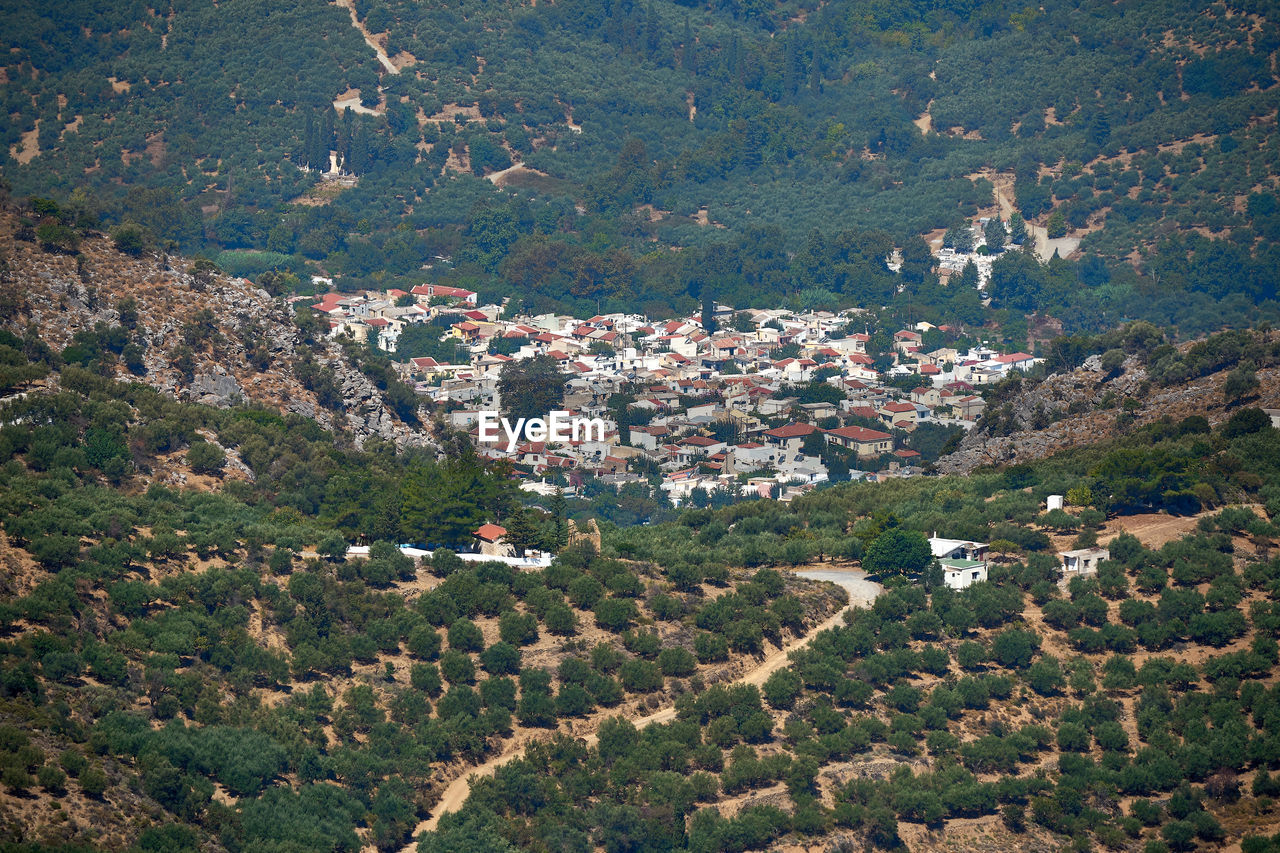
[3,0,1279,319]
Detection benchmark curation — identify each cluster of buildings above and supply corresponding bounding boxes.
[303,287,1041,504]
[929,535,1112,591]
[302,280,478,352]
[933,216,1021,290]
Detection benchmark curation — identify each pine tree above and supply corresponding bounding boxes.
[503,507,540,556]
[1046,209,1067,238]
[1008,212,1028,245]
[549,489,568,551]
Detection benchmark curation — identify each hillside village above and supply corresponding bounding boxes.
[307,278,1039,505]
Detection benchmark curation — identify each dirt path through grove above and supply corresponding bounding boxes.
[333,0,400,74]
[399,568,882,850]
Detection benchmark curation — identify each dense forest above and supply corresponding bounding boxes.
[3,0,1280,325]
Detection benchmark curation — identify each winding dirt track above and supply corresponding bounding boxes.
[333,0,400,74]
[400,569,882,850]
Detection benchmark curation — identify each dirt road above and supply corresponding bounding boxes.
[985,172,1080,259]
[333,0,400,74]
[400,568,881,850]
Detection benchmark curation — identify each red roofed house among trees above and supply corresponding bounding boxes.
[473,523,514,557]
[823,425,893,458]
[411,284,478,305]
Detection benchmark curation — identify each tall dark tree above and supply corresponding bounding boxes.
[681,15,696,74]
[503,507,540,556]
[987,248,1046,312]
[498,355,568,422]
[302,113,318,169]
[899,236,936,284]
[1008,213,1028,245]
[644,2,661,59]
[984,218,1006,251]
[320,109,336,170]
[400,455,515,549]
[547,489,568,551]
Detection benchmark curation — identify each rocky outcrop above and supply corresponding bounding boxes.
[1,212,434,451]
[190,366,244,407]
[938,350,1280,475]
[322,344,409,443]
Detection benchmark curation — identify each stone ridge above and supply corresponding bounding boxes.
[937,348,1280,474]
[0,210,433,450]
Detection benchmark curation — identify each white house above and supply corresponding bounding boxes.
[940,558,988,589]
[929,536,989,562]
[1060,547,1110,576]
[929,535,990,589]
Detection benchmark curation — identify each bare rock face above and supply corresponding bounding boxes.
[190,367,244,406]
[322,345,413,445]
[937,348,1280,475]
[1,214,435,452]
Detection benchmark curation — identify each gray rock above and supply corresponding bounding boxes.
[189,368,243,407]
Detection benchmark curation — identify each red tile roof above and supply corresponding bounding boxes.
[765,422,821,439]
[825,425,892,442]
[474,523,507,541]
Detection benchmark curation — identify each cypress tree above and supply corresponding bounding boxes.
[809,46,823,95]
[645,3,660,60]
[321,109,336,169]
[302,114,317,168]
